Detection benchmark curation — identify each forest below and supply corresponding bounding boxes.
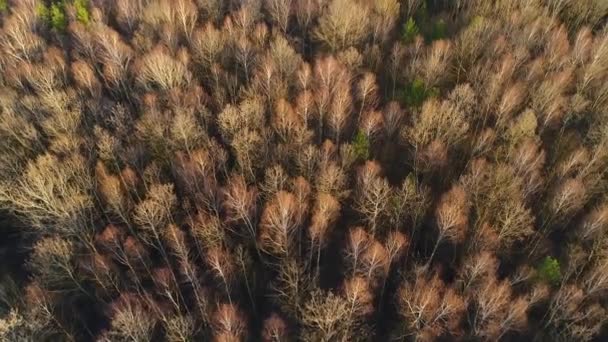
[0,0,607,341]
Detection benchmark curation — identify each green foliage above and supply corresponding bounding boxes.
[0,0,8,13]
[36,3,50,23]
[402,17,420,44]
[353,130,370,161]
[410,2,447,43]
[470,15,485,28]
[38,1,68,31]
[50,2,67,32]
[431,19,447,41]
[402,78,438,108]
[415,1,429,24]
[74,0,90,25]
[537,256,562,286]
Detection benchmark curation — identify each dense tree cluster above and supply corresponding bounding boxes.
[0,0,607,341]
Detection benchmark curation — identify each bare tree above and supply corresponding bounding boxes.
[173,0,199,41]
[344,227,371,276]
[231,129,269,181]
[356,73,379,118]
[547,177,587,225]
[163,224,210,321]
[92,24,134,90]
[314,0,370,51]
[71,59,101,96]
[218,97,265,143]
[308,192,340,275]
[96,162,132,225]
[104,294,157,342]
[327,79,352,143]
[133,183,176,243]
[131,183,183,302]
[470,276,529,340]
[294,0,320,35]
[309,193,340,251]
[389,174,431,232]
[387,43,406,99]
[385,231,409,265]
[579,203,608,242]
[300,290,350,341]
[29,237,83,293]
[136,46,191,90]
[264,0,292,33]
[354,161,391,235]
[494,198,535,248]
[207,246,237,302]
[223,174,259,241]
[580,25,608,92]
[0,154,93,234]
[420,40,453,89]
[262,313,289,341]
[192,23,226,69]
[342,276,374,340]
[0,102,41,177]
[316,161,350,201]
[170,109,207,155]
[368,0,400,44]
[428,185,469,266]
[582,254,608,299]
[212,304,248,342]
[272,99,306,145]
[115,0,146,33]
[398,270,465,340]
[164,314,195,342]
[544,284,607,341]
[458,251,498,291]
[511,140,545,199]
[259,191,303,257]
[360,239,390,284]
[270,258,311,317]
[531,69,573,130]
[0,4,44,64]
[407,95,470,154]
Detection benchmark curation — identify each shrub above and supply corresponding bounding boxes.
[36,3,50,23]
[74,0,90,25]
[537,256,562,286]
[402,78,438,108]
[402,17,420,44]
[352,130,370,161]
[50,2,67,32]
[431,19,447,41]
